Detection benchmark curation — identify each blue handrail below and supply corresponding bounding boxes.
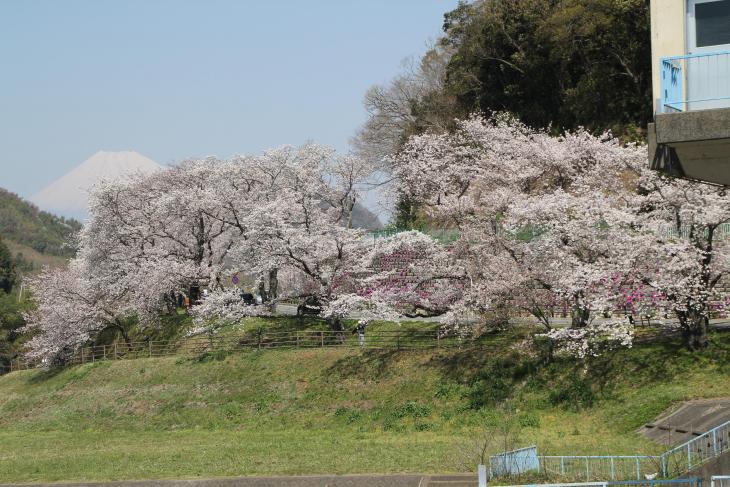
[659,51,730,113]
[492,420,730,481]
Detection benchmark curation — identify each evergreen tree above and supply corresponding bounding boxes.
[0,237,16,294]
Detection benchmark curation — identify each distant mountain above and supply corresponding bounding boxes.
[351,202,382,230]
[0,188,81,270]
[31,151,162,219]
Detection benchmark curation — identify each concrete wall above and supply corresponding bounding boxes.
[651,0,687,112]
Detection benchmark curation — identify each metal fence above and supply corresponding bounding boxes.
[659,420,730,478]
[7,328,469,372]
[492,479,701,487]
[491,421,730,482]
[711,477,730,487]
[660,51,730,113]
[493,482,609,487]
[609,479,702,487]
[537,456,662,482]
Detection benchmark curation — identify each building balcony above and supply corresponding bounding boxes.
[650,51,730,185]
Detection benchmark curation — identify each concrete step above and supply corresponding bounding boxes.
[424,475,478,487]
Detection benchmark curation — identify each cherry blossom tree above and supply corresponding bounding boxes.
[629,170,730,350]
[358,230,465,318]
[81,159,245,322]
[391,115,645,342]
[22,259,135,365]
[220,145,380,331]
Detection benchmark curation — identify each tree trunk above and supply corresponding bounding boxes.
[268,268,278,300]
[326,316,346,344]
[258,275,268,302]
[678,310,709,351]
[570,303,590,328]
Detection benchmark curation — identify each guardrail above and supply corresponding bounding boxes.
[660,51,730,113]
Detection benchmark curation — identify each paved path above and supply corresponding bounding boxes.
[0,474,477,487]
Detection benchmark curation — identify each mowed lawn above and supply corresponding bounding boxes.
[2,330,730,483]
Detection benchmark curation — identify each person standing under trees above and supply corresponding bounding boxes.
[352,320,368,348]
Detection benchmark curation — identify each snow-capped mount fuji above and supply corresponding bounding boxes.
[31,150,162,219]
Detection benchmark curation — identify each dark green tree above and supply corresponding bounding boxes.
[0,238,15,294]
[440,0,651,139]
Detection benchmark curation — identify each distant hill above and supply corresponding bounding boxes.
[31,150,162,219]
[352,202,382,230]
[0,188,80,268]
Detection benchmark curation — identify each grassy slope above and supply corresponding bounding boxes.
[1,327,730,483]
[4,240,68,269]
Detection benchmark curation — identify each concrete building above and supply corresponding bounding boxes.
[649,0,730,184]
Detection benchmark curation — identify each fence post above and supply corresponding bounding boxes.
[81,348,85,364]
[149,341,152,358]
[397,331,401,350]
[320,331,324,347]
[688,444,692,471]
[611,457,615,480]
[714,429,718,456]
[296,332,300,348]
[478,464,487,487]
[258,329,262,350]
[114,343,118,359]
[437,331,440,348]
[636,457,640,480]
[103,345,106,360]
[586,457,590,481]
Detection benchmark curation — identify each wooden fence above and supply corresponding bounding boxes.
[5,323,690,374]
[7,328,464,372]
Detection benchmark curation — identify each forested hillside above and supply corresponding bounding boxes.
[0,189,78,371]
[0,188,80,268]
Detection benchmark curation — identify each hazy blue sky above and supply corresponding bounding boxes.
[0,0,459,201]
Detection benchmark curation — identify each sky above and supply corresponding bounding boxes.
[0,0,460,207]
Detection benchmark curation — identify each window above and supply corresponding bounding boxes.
[696,0,730,47]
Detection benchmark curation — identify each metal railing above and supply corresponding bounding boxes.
[492,421,730,482]
[494,482,609,487]
[711,477,730,487]
[609,480,702,487]
[538,456,662,482]
[492,479,701,487]
[659,420,730,478]
[660,51,730,113]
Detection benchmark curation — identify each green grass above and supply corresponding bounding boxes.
[3,326,730,483]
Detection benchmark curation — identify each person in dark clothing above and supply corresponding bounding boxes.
[352,320,368,347]
[240,292,254,305]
